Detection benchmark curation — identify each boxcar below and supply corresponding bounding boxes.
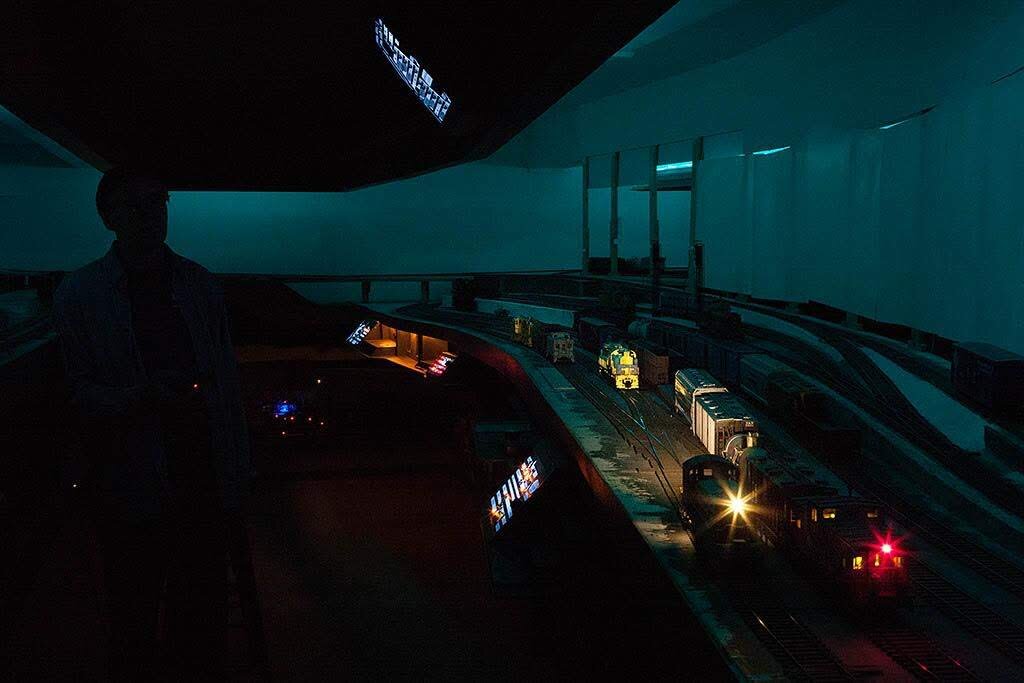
[636,340,670,386]
[706,338,759,387]
[578,316,622,353]
[692,392,759,461]
[740,354,860,459]
[952,342,1024,412]
[674,368,728,421]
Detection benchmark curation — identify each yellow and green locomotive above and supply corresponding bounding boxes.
[598,341,639,389]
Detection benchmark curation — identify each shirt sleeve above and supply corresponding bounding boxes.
[52,280,146,419]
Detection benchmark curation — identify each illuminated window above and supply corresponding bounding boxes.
[811,508,818,522]
[703,468,714,477]
[893,556,903,567]
[874,554,881,567]
[866,509,879,518]
[853,556,864,570]
[789,509,798,521]
[822,508,836,520]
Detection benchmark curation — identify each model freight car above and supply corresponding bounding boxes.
[706,338,759,386]
[692,392,759,461]
[545,331,575,363]
[740,446,909,602]
[674,368,728,421]
[598,342,639,390]
[511,316,539,347]
[636,340,670,386]
[681,454,756,557]
[951,342,1024,412]
[739,354,860,458]
[578,316,623,353]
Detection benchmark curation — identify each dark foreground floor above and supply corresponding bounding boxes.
[4,359,718,681]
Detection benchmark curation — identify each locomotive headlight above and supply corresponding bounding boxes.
[728,496,746,515]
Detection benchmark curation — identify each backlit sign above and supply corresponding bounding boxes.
[487,456,542,534]
[427,351,457,376]
[375,18,453,123]
[346,320,377,345]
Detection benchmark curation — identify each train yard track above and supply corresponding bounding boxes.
[864,625,976,681]
[398,304,863,681]
[718,578,855,682]
[395,302,1024,680]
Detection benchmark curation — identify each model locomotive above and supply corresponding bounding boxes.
[680,454,757,557]
[598,342,639,389]
[740,446,909,602]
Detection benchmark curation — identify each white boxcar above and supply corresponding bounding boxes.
[692,392,759,461]
[674,368,728,421]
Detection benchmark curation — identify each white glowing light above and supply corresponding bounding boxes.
[882,543,892,554]
[728,496,746,515]
[656,161,692,173]
[752,146,791,156]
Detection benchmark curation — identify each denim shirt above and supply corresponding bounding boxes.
[52,245,251,521]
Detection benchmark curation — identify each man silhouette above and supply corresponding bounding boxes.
[52,167,252,680]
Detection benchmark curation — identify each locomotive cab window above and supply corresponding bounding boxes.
[893,556,903,567]
[866,509,879,518]
[810,508,818,522]
[822,508,836,520]
[874,554,881,567]
[853,556,864,570]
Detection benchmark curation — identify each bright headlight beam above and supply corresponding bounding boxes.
[728,496,745,515]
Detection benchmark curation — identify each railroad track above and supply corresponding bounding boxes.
[908,564,1024,667]
[717,578,854,682]
[400,302,977,681]
[726,309,1024,591]
[865,625,976,681]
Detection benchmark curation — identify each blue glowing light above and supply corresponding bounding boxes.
[656,161,693,173]
[879,119,910,130]
[274,401,297,417]
[375,18,452,123]
[752,146,791,156]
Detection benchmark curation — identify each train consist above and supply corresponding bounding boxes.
[740,446,909,602]
[739,354,861,459]
[509,316,575,363]
[465,296,910,603]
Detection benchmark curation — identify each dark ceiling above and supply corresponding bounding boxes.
[2,1,674,191]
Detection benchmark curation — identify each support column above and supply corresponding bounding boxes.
[420,280,430,303]
[687,137,704,298]
[581,157,590,274]
[649,144,660,304]
[361,280,372,304]
[610,151,620,276]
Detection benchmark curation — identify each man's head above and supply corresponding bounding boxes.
[96,167,170,247]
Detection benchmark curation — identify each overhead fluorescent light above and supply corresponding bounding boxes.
[752,146,791,156]
[656,161,692,172]
[879,119,909,130]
